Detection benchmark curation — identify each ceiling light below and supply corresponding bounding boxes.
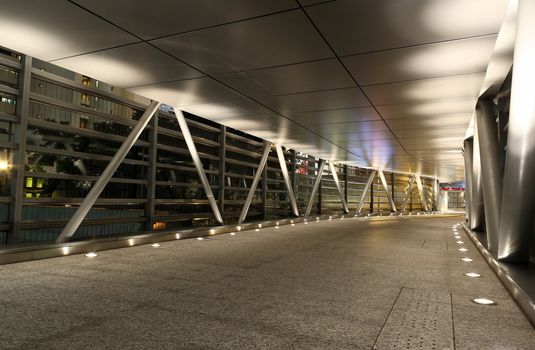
[461,257,473,262]
[472,298,496,305]
[85,252,98,258]
[465,272,481,278]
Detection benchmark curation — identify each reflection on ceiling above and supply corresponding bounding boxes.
[0,0,510,181]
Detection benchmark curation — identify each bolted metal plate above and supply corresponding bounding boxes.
[373,288,454,350]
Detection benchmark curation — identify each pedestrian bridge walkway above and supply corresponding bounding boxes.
[1,216,533,349]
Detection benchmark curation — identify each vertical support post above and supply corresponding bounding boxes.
[378,170,397,212]
[262,159,268,219]
[291,149,297,195]
[8,55,31,244]
[275,145,299,217]
[145,112,158,231]
[56,101,160,243]
[238,141,272,224]
[329,162,349,214]
[305,159,325,217]
[370,175,375,213]
[174,108,224,225]
[433,178,439,211]
[391,172,396,209]
[344,165,349,205]
[357,170,376,214]
[477,99,502,253]
[218,125,226,216]
[415,175,429,212]
[471,119,485,230]
[463,138,474,225]
[318,168,322,215]
[498,0,535,262]
[401,175,415,212]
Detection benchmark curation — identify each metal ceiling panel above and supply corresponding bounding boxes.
[152,10,332,75]
[376,98,477,119]
[305,0,507,55]
[127,77,242,107]
[257,87,370,114]
[307,120,390,134]
[287,107,380,125]
[392,127,468,139]
[216,59,355,97]
[0,0,138,61]
[73,0,297,40]
[363,73,485,106]
[343,35,497,86]
[385,114,473,130]
[53,43,204,88]
[325,131,395,142]
[178,99,271,121]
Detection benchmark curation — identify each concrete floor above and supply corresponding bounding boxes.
[1,216,534,349]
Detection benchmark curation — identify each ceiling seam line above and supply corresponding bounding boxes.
[359,71,487,88]
[337,32,499,58]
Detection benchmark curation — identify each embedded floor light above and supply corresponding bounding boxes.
[237,226,242,231]
[229,232,236,236]
[151,243,161,248]
[258,224,262,228]
[62,246,69,255]
[316,217,320,222]
[465,272,481,278]
[255,228,260,231]
[472,298,496,305]
[196,237,204,241]
[341,216,344,220]
[456,241,464,244]
[291,219,295,227]
[454,235,461,239]
[275,226,279,229]
[459,248,468,252]
[0,161,8,170]
[128,239,135,246]
[209,229,215,235]
[175,233,181,239]
[461,257,473,262]
[85,252,98,258]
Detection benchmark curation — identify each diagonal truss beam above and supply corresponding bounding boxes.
[401,175,415,212]
[238,141,272,224]
[174,108,224,225]
[56,101,160,243]
[305,159,325,217]
[415,175,429,212]
[329,161,349,214]
[378,170,397,212]
[275,144,299,217]
[356,170,376,214]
